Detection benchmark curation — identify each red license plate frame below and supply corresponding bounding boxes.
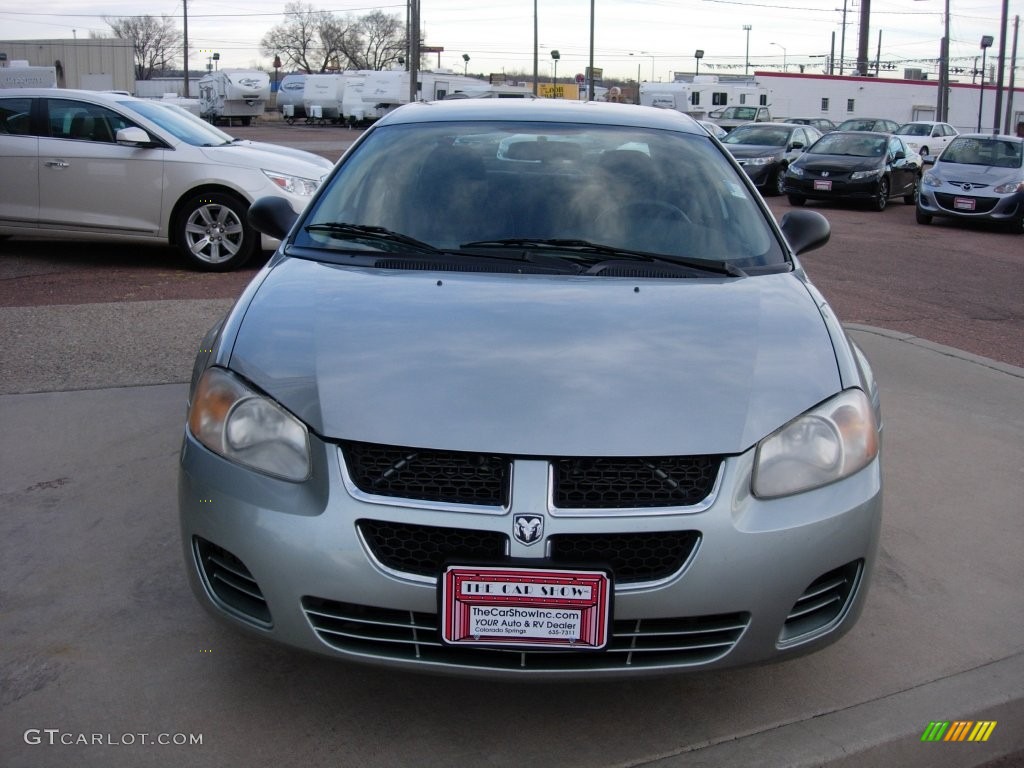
[440,565,612,650]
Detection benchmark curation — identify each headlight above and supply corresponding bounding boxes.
[850,168,884,181]
[787,165,805,177]
[744,156,775,166]
[752,389,879,499]
[993,180,1024,194]
[263,170,320,197]
[922,172,941,187]
[188,367,311,481]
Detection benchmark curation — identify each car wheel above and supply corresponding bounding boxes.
[871,178,889,212]
[920,146,929,158]
[904,175,920,205]
[769,166,786,197]
[787,195,806,207]
[915,207,932,225]
[176,191,257,271]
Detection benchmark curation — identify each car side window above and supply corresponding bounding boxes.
[46,99,132,143]
[0,97,33,136]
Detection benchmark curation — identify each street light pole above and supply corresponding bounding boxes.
[694,49,704,77]
[743,25,752,76]
[770,42,787,72]
[977,35,993,132]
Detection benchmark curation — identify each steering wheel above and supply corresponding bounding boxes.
[614,199,692,225]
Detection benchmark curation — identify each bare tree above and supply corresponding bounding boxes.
[260,2,354,73]
[342,11,406,71]
[105,15,182,80]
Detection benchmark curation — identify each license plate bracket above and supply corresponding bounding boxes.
[440,565,612,650]
[954,196,976,211]
[813,179,832,191]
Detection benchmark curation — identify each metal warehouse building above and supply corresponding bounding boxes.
[0,38,135,93]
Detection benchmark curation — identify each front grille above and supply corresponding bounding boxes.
[934,192,999,214]
[779,560,862,644]
[302,597,749,671]
[549,531,700,583]
[341,441,511,507]
[359,520,699,584]
[553,456,721,508]
[358,520,508,577]
[193,537,272,627]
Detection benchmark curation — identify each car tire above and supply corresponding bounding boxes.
[915,207,932,225]
[176,191,257,272]
[787,195,806,207]
[769,166,786,197]
[871,178,889,212]
[904,175,920,205]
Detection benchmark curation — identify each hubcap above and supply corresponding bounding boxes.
[185,203,244,264]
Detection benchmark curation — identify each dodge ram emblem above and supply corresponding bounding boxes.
[513,515,543,546]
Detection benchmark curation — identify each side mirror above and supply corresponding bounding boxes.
[789,141,804,151]
[115,126,153,146]
[893,150,906,161]
[780,209,830,256]
[248,196,298,241]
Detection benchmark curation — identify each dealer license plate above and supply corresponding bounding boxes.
[813,179,832,191]
[440,565,612,649]
[954,196,976,211]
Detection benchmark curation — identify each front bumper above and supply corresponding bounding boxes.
[917,187,1023,224]
[784,175,882,201]
[179,429,882,679]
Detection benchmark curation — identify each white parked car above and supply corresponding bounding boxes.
[895,121,959,161]
[0,88,334,270]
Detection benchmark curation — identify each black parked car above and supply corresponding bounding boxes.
[783,131,923,211]
[722,122,822,196]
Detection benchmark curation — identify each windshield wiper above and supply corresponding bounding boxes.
[305,223,443,254]
[460,238,746,277]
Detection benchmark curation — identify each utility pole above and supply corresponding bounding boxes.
[408,0,419,103]
[991,0,1010,134]
[183,0,189,98]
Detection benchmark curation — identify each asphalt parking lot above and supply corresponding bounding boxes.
[1,118,1022,768]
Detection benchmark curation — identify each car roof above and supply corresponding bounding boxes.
[0,87,143,106]
[949,133,1023,143]
[373,98,708,135]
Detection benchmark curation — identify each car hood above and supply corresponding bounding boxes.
[797,153,881,173]
[932,162,1022,185]
[227,258,841,456]
[725,144,784,158]
[198,142,334,176]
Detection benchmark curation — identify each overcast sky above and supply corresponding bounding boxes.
[1,0,1019,82]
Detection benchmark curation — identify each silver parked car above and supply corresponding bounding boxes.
[916,134,1024,233]
[0,88,334,270]
[179,99,883,679]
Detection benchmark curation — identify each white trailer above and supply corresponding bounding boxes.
[276,73,307,118]
[301,73,346,122]
[640,76,769,120]
[198,70,270,125]
[0,63,57,89]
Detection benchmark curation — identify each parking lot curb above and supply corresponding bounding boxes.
[635,652,1024,768]
[846,324,1024,380]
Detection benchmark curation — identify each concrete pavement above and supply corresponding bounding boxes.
[1,309,1022,767]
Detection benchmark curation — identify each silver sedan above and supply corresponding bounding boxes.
[0,88,334,270]
[179,100,883,678]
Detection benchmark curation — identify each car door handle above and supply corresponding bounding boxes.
[45,160,70,169]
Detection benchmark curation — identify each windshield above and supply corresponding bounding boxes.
[295,120,785,269]
[724,126,790,146]
[117,98,234,146]
[809,132,886,157]
[838,119,879,132]
[897,123,930,136]
[940,137,1023,168]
